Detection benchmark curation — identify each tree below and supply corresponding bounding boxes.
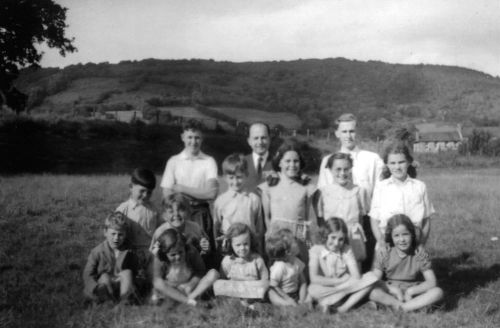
[0,0,76,113]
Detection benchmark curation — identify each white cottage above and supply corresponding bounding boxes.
[413,123,463,153]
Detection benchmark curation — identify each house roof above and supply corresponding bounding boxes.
[416,131,462,142]
[415,122,462,142]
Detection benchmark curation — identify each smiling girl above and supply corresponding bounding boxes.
[369,142,435,248]
[259,141,317,255]
[369,214,443,311]
[315,153,368,264]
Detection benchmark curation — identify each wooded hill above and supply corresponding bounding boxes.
[15,58,500,138]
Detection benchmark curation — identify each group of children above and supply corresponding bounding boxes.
[83,114,443,314]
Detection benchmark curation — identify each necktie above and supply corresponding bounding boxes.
[257,156,263,178]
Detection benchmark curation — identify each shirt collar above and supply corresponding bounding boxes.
[339,146,360,159]
[229,190,249,197]
[320,247,342,259]
[252,151,268,167]
[388,175,412,185]
[180,150,205,160]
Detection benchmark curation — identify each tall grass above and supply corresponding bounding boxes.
[0,170,499,327]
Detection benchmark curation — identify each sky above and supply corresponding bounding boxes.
[40,0,500,77]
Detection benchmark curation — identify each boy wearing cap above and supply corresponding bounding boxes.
[116,168,160,275]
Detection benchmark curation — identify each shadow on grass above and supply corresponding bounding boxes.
[433,252,500,311]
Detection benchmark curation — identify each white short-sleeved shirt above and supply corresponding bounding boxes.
[269,257,305,293]
[369,176,435,232]
[213,190,263,235]
[317,148,384,209]
[160,150,218,190]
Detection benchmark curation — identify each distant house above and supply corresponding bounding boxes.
[413,123,463,153]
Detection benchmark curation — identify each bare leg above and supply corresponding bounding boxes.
[369,287,402,311]
[268,288,297,306]
[118,269,135,300]
[188,269,219,300]
[337,286,372,312]
[401,287,443,312]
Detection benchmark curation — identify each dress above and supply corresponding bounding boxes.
[258,174,316,242]
[373,247,432,291]
[220,253,266,281]
[317,147,384,209]
[153,245,206,286]
[317,183,368,261]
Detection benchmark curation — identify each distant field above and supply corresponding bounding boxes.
[1,168,499,327]
[211,106,302,129]
[157,106,232,130]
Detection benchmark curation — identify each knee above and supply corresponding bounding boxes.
[98,272,112,285]
[431,287,444,301]
[206,269,220,281]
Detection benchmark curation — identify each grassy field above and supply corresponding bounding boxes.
[1,169,499,328]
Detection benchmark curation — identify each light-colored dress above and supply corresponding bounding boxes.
[259,174,316,242]
[317,183,368,261]
[269,256,305,294]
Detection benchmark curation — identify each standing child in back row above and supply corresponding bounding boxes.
[213,153,264,254]
[315,153,369,265]
[116,168,160,277]
[370,142,435,247]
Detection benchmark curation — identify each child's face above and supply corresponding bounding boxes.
[104,227,126,250]
[279,150,300,178]
[335,121,357,150]
[325,231,346,253]
[181,129,202,155]
[391,224,412,253]
[163,203,188,229]
[330,158,352,186]
[130,183,152,204]
[387,153,409,181]
[166,246,186,265]
[225,172,246,192]
[231,232,251,259]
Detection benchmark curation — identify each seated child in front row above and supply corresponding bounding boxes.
[213,153,265,254]
[308,218,377,313]
[369,214,443,312]
[266,230,308,306]
[213,223,269,304]
[151,228,219,306]
[83,212,138,303]
[150,193,210,256]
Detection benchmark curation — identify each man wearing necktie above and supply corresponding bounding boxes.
[244,123,273,193]
[317,113,384,271]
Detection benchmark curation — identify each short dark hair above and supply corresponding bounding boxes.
[182,119,204,132]
[384,214,417,251]
[381,141,417,179]
[248,122,271,137]
[222,153,248,175]
[131,168,156,190]
[157,228,187,263]
[315,217,349,245]
[325,152,353,169]
[271,140,306,173]
[266,234,290,263]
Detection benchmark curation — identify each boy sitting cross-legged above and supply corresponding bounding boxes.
[83,212,138,304]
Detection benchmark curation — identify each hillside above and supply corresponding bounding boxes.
[14,58,500,138]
